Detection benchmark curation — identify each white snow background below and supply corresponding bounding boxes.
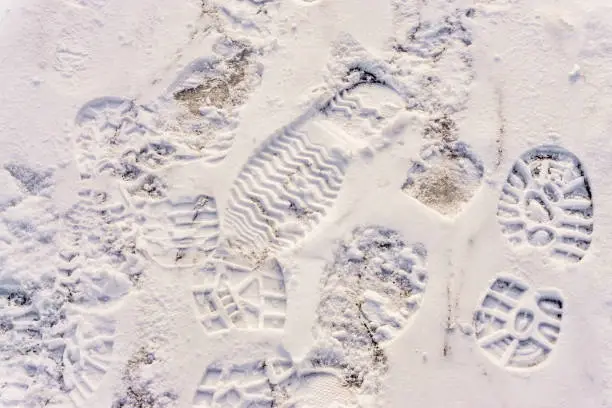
[0,0,611,407]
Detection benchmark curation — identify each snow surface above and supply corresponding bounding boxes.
[0,0,611,407]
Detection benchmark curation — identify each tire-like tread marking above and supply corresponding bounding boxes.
[220,77,404,267]
[223,127,348,262]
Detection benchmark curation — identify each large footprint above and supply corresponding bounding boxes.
[218,68,405,267]
[308,225,428,401]
[497,145,594,262]
[473,274,564,370]
[194,69,406,335]
[59,188,135,405]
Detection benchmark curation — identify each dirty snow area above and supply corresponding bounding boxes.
[0,0,611,406]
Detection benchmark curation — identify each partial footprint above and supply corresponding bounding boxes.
[155,43,262,165]
[402,138,484,217]
[57,188,136,405]
[60,187,143,284]
[134,194,220,268]
[220,69,405,267]
[193,354,289,407]
[473,274,564,370]
[192,347,341,408]
[192,258,287,333]
[497,145,594,262]
[310,225,427,398]
[74,97,158,181]
[0,212,129,408]
[74,98,224,268]
[61,309,119,406]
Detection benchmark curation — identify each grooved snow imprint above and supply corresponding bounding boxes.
[192,349,343,408]
[221,77,404,265]
[317,226,428,344]
[136,195,220,268]
[222,126,348,264]
[59,189,137,405]
[74,97,153,181]
[193,353,297,408]
[497,145,593,262]
[473,274,564,370]
[310,226,427,396]
[0,194,134,407]
[193,259,287,333]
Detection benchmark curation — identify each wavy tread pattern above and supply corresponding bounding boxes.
[222,125,348,264]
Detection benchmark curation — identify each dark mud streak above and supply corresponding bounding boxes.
[495,88,506,168]
[443,281,453,357]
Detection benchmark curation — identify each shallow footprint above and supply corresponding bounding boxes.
[192,347,297,408]
[473,274,564,370]
[308,225,428,401]
[497,145,594,263]
[134,194,220,269]
[192,346,352,408]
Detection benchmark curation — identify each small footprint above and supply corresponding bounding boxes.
[473,274,564,370]
[497,145,594,262]
[54,47,88,78]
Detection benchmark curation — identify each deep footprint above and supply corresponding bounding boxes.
[473,274,564,370]
[219,69,405,268]
[497,145,594,262]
